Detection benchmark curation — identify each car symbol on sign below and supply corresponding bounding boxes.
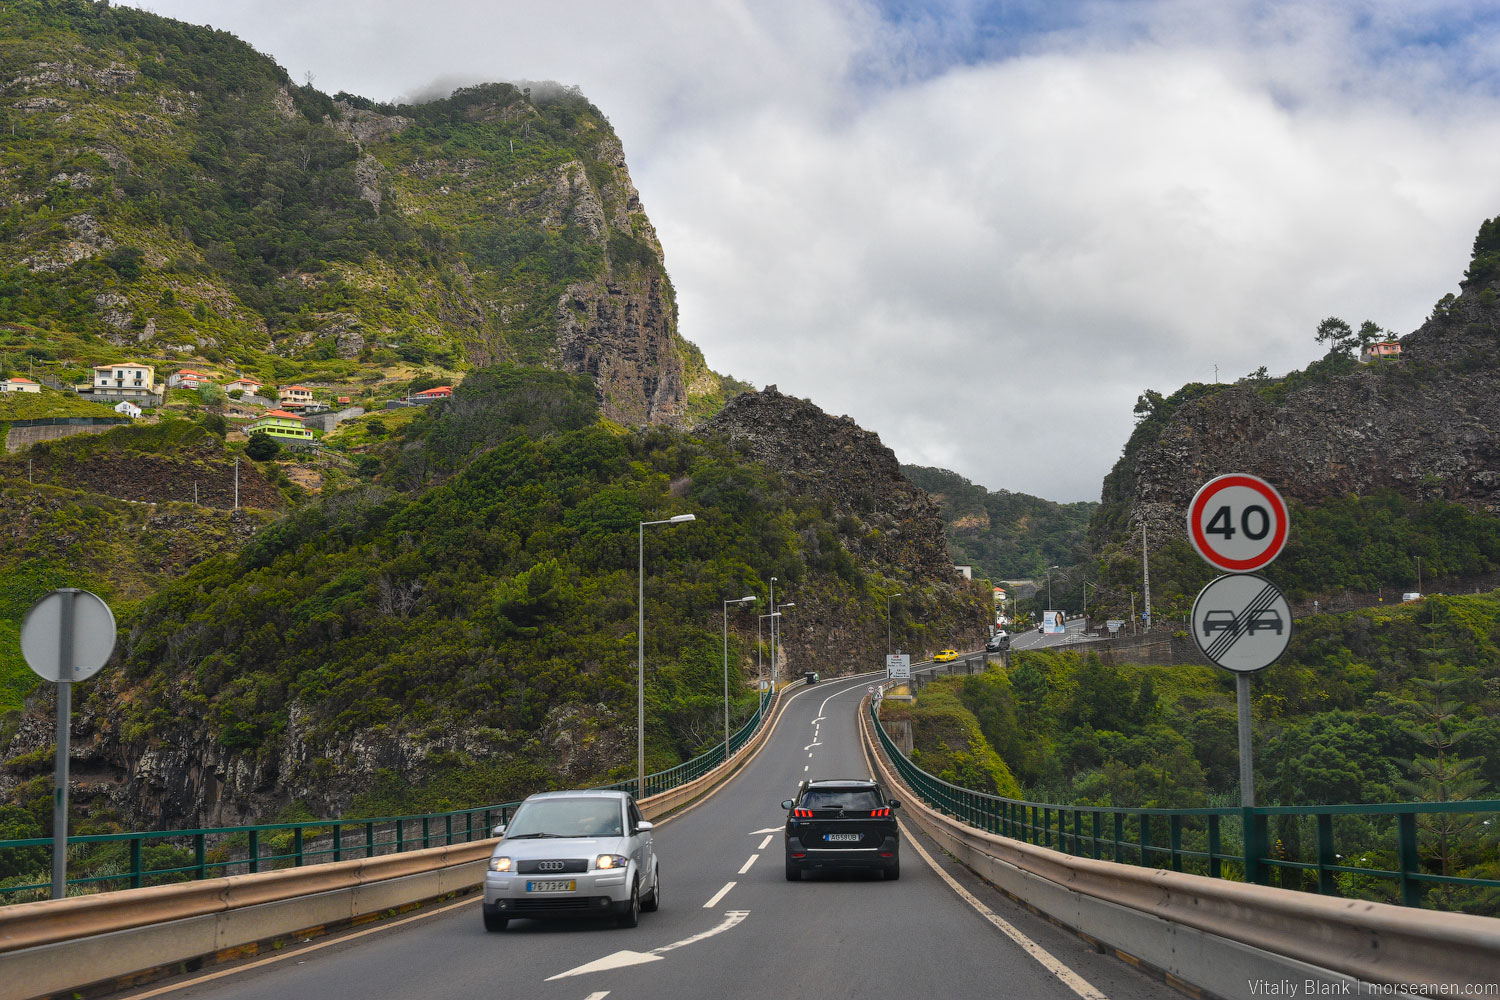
[1246,609,1283,635]
[1202,610,1237,637]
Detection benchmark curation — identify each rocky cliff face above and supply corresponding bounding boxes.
[701,387,955,577]
[1096,233,1500,548]
[699,387,989,672]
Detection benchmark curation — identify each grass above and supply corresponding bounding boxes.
[0,388,117,421]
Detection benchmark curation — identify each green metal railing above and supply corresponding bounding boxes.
[871,700,1500,909]
[0,689,777,901]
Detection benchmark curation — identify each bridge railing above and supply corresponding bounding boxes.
[0,688,776,902]
[871,699,1500,910]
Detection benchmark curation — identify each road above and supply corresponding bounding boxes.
[128,673,1162,1000]
[1007,617,1104,652]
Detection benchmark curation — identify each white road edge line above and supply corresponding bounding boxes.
[703,881,737,908]
[898,820,1110,1000]
[738,854,759,874]
[758,834,774,850]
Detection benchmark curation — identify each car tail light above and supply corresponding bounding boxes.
[791,852,806,858]
[880,852,894,858]
[869,807,890,817]
[793,808,813,818]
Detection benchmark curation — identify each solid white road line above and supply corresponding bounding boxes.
[738,854,759,874]
[898,820,1109,1000]
[120,893,479,998]
[758,834,774,850]
[703,881,737,908]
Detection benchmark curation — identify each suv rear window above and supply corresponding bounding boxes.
[800,787,883,810]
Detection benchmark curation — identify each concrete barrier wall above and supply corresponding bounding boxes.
[4,422,118,453]
[859,698,1500,999]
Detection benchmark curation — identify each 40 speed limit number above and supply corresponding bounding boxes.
[1186,474,1289,573]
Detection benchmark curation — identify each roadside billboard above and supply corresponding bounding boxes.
[1042,610,1065,635]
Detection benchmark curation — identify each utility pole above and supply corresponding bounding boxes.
[1213,364,1219,384]
[233,458,239,510]
[1130,592,1136,635]
[1142,521,1151,630]
[1417,556,1423,594]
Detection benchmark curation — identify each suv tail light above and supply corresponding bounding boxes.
[869,807,891,817]
[793,808,813,818]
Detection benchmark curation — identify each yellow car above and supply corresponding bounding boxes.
[934,649,959,662]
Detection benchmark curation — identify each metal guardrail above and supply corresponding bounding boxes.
[0,689,776,901]
[870,699,1500,909]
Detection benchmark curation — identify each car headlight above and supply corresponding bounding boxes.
[489,856,513,872]
[594,854,629,870]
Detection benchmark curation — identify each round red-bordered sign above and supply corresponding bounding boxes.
[1186,474,1289,573]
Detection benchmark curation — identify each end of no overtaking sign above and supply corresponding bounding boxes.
[1186,474,1289,574]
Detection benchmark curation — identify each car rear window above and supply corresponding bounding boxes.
[800,787,883,810]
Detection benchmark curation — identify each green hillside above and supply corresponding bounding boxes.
[901,465,1096,580]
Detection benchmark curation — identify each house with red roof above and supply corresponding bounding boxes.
[0,377,41,393]
[409,385,453,404]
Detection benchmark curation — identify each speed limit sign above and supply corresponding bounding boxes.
[1187,474,1289,572]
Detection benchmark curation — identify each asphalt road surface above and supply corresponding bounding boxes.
[1007,617,1103,652]
[128,673,1164,1000]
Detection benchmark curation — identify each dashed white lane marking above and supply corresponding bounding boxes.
[803,741,822,750]
[898,820,1109,1000]
[585,993,611,1000]
[703,881,737,908]
[758,835,774,850]
[738,854,759,874]
[808,752,813,758]
[803,765,808,772]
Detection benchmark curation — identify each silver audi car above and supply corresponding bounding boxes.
[482,789,660,931]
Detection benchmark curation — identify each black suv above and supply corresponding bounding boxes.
[782,779,901,881]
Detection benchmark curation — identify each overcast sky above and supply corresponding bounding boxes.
[139,0,1500,501]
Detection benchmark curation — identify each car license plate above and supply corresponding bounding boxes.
[824,833,861,842]
[526,879,576,892]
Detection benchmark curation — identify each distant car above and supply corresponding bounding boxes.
[934,649,959,662]
[1037,623,1045,634]
[482,790,659,932]
[986,632,1010,652]
[1202,610,1238,636]
[1246,609,1283,635]
[783,779,901,880]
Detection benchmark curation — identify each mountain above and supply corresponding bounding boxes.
[0,0,742,424]
[900,465,1096,582]
[1085,215,1500,619]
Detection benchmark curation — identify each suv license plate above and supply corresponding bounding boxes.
[825,833,861,842]
[526,879,576,892]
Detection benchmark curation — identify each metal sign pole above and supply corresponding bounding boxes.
[1236,672,1254,808]
[52,589,76,900]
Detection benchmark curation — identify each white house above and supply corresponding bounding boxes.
[114,400,142,419]
[223,376,265,394]
[278,384,315,408]
[0,377,41,393]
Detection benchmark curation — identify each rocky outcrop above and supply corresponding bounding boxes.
[1097,222,1500,547]
[701,387,955,577]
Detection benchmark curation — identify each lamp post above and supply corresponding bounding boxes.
[767,577,776,689]
[775,602,794,687]
[638,513,696,795]
[1047,565,1059,611]
[723,595,757,763]
[758,611,781,696]
[886,592,903,655]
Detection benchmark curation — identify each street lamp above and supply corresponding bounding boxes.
[1047,565,1059,611]
[723,595,757,763]
[757,611,781,696]
[638,513,696,795]
[886,592,903,655]
[774,602,795,688]
[767,576,777,689]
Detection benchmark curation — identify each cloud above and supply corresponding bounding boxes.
[134,0,1500,501]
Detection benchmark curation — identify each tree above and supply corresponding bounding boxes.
[1314,317,1357,356]
[245,431,280,461]
[198,383,227,412]
[1357,320,1388,350]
